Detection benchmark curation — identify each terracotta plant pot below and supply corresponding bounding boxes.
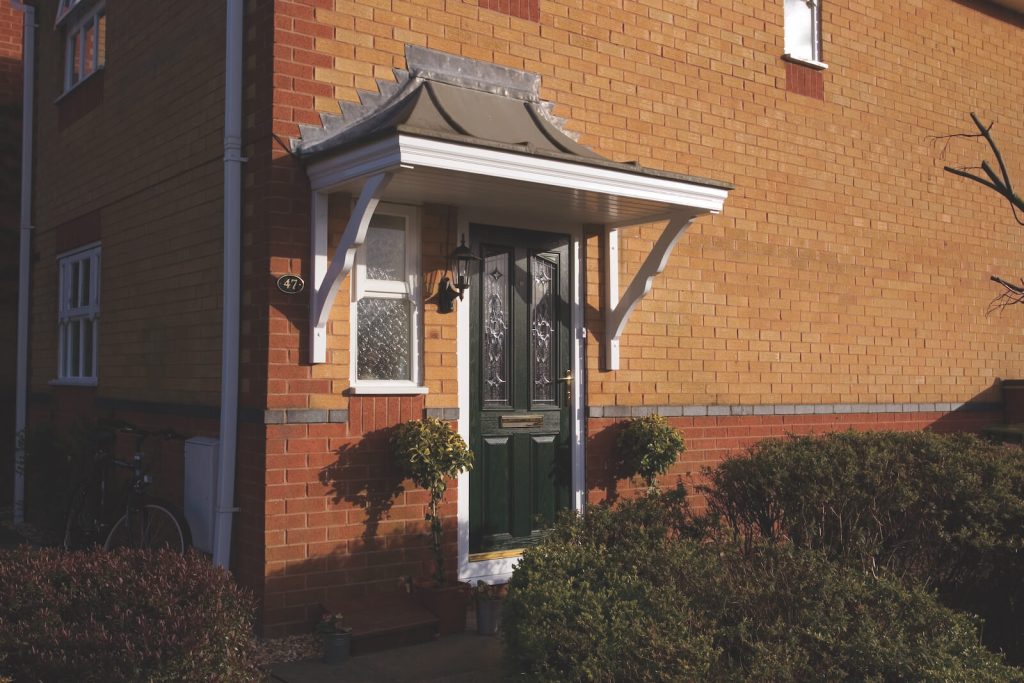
[417,582,469,635]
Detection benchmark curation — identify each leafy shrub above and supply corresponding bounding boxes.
[700,430,1024,660]
[616,415,685,489]
[504,498,1021,682]
[0,547,259,682]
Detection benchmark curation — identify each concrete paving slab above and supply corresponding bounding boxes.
[270,633,505,683]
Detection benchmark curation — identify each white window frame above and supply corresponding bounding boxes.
[783,0,827,69]
[349,204,425,394]
[56,243,101,385]
[62,3,106,93]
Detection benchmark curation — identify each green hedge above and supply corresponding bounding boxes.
[0,547,259,682]
[503,496,1021,682]
[700,430,1024,661]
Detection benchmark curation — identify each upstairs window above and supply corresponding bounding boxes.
[61,3,106,93]
[58,244,101,383]
[784,0,823,65]
[350,205,424,393]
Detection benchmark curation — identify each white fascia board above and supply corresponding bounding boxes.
[304,134,729,215]
[306,138,404,192]
[397,135,729,214]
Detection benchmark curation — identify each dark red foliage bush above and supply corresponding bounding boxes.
[0,547,259,682]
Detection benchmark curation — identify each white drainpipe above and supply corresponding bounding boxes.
[11,1,35,525]
[213,0,244,568]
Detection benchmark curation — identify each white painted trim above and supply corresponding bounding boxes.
[56,245,101,382]
[782,54,828,70]
[310,172,392,363]
[348,203,424,388]
[456,210,586,585]
[305,135,729,216]
[62,4,105,93]
[604,214,698,371]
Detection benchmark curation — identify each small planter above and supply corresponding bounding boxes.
[321,630,351,664]
[476,597,503,636]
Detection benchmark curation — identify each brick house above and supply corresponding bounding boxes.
[11,0,1024,636]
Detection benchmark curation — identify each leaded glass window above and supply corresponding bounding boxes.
[482,250,510,406]
[351,206,422,390]
[530,254,556,405]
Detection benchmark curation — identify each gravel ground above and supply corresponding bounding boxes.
[255,634,322,669]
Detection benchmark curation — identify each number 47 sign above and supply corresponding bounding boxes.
[276,274,305,294]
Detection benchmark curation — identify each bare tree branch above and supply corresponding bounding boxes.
[988,275,1024,314]
[941,113,1024,226]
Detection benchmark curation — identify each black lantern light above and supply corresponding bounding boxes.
[438,236,480,313]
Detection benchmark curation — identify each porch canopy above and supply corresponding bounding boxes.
[295,46,732,369]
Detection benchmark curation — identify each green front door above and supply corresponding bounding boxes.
[469,225,573,556]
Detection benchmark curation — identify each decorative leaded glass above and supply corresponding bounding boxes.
[531,254,556,404]
[483,250,510,405]
[356,297,411,380]
[364,215,406,281]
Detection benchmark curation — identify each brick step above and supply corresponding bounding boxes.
[335,592,441,655]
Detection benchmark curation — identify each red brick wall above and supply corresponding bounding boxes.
[587,409,1002,505]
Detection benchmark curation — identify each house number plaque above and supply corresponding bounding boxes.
[276,274,305,294]
[500,414,544,428]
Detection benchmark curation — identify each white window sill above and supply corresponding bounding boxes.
[347,384,428,395]
[49,377,98,387]
[782,54,828,70]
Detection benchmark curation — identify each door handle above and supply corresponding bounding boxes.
[556,370,573,404]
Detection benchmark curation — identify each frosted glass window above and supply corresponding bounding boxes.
[357,298,411,380]
[365,216,406,282]
[784,0,820,62]
[351,205,422,390]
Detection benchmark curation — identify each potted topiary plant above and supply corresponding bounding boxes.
[617,414,686,493]
[314,611,352,664]
[392,417,474,634]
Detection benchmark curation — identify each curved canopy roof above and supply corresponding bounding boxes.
[294,46,732,227]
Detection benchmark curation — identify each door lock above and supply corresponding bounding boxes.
[556,370,573,404]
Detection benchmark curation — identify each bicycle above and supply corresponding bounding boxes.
[63,420,192,553]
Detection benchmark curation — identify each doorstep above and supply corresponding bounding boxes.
[269,631,504,683]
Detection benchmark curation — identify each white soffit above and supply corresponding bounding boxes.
[306,135,729,227]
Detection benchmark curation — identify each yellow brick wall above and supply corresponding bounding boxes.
[29,1,226,404]
[294,0,1024,408]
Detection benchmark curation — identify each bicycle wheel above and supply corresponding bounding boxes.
[63,484,103,550]
[103,500,192,553]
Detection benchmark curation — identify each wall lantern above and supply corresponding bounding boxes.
[438,236,480,313]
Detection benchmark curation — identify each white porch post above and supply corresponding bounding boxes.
[309,172,393,363]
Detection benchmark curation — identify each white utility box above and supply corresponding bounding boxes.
[183,437,219,554]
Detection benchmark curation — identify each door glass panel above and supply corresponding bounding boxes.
[482,250,510,406]
[356,297,410,380]
[531,254,556,405]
